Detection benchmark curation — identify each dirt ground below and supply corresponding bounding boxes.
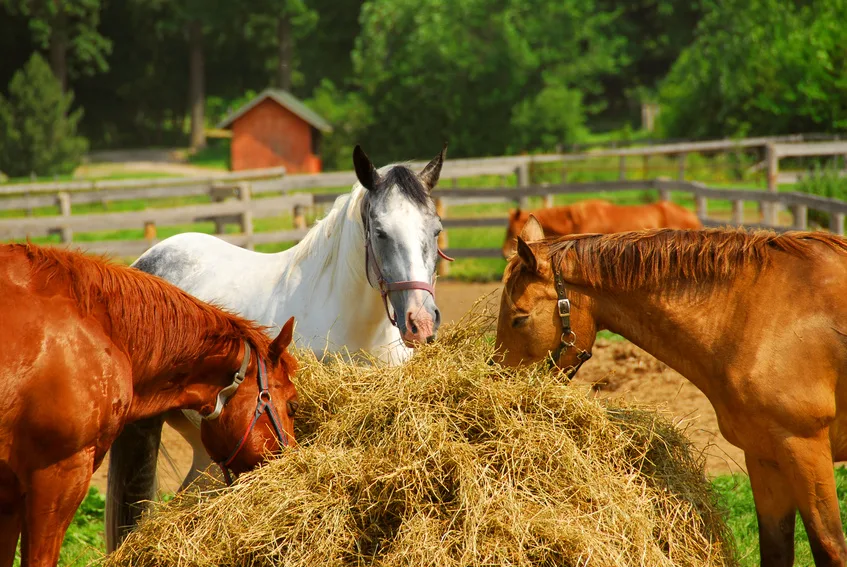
[89,281,745,494]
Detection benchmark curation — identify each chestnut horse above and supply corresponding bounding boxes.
[0,243,299,567]
[495,218,847,567]
[501,199,702,258]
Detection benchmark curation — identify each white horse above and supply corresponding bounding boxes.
[106,145,449,550]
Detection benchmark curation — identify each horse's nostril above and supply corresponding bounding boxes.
[411,323,419,334]
[426,335,435,344]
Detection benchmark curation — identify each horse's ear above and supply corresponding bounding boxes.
[520,214,544,242]
[419,142,447,192]
[516,237,538,272]
[269,316,295,362]
[353,145,380,191]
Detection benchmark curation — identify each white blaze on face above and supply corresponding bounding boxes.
[377,185,437,344]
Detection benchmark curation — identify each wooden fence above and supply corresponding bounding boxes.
[1,138,846,266]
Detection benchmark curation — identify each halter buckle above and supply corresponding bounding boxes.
[557,298,571,318]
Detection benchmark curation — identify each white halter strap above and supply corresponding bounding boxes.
[204,342,251,421]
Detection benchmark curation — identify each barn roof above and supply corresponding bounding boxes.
[217,89,333,133]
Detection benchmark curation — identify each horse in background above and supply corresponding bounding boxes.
[106,144,451,550]
[496,217,847,566]
[501,199,702,258]
[0,243,298,567]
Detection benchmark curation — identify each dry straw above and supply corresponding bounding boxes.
[106,299,736,567]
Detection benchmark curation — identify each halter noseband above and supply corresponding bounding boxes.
[362,203,453,327]
[203,341,291,484]
[551,268,592,380]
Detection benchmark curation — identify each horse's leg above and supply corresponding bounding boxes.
[165,410,214,492]
[746,453,797,567]
[0,506,21,567]
[20,450,93,567]
[777,433,847,566]
[105,414,164,552]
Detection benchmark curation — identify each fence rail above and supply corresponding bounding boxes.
[2,137,846,263]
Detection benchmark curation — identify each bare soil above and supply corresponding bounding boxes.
[89,281,745,494]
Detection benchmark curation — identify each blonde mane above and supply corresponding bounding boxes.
[547,228,847,291]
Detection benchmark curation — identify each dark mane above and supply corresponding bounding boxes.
[547,228,847,291]
[17,243,271,372]
[375,165,431,208]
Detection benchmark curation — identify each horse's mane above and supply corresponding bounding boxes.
[284,183,369,286]
[547,228,847,291]
[17,243,271,370]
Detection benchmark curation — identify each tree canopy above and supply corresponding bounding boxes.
[1,0,845,171]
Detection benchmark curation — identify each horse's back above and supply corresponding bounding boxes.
[655,201,702,229]
[133,232,284,324]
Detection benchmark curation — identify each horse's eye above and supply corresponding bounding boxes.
[512,315,529,328]
[434,228,442,238]
[287,400,299,417]
[375,229,387,239]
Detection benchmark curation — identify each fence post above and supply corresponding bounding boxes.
[293,204,306,230]
[144,221,157,247]
[732,200,745,225]
[642,154,650,180]
[435,197,449,277]
[210,181,227,234]
[657,181,671,202]
[765,143,779,225]
[57,191,72,243]
[790,204,808,231]
[695,194,708,220]
[618,156,626,180]
[677,153,687,181]
[830,212,845,236]
[516,164,530,209]
[239,182,254,250]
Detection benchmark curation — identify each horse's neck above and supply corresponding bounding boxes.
[591,285,731,393]
[275,197,410,364]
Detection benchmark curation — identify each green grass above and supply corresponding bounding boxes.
[187,139,230,170]
[13,488,105,567]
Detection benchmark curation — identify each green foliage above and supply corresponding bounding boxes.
[795,162,847,227]
[304,79,373,170]
[0,53,88,177]
[657,0,847,138]
[2,0,112,80]
[351,0,624,162]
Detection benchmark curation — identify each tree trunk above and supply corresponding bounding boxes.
[49,9,68,92]
[188,19,206,150]
[277,15,291,91]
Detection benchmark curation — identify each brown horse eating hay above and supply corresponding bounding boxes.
[495,216,847,567]
[0,243,299,567]
[501,199,702,258]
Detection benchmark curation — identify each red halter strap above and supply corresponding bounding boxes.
[364,229,453,326]
[208,348,290,485]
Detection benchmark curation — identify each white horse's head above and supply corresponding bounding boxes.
[354,144,447,347]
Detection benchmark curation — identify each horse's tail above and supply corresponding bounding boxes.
[105,414,165,552]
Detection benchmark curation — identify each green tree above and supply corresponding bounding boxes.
[1,0,111,91]
[305,79,373,170]
[657,0,847,138]
[0,53,88,177]
[242,0,318,92]
[352,0,624,162]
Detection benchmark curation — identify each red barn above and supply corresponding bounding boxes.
[217,89,332,173]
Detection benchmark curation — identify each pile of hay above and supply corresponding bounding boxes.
[106,304,735,567]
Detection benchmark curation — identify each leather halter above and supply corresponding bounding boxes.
[362,202,453,326]
[551,267,592,380]
[203,342,290,485]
